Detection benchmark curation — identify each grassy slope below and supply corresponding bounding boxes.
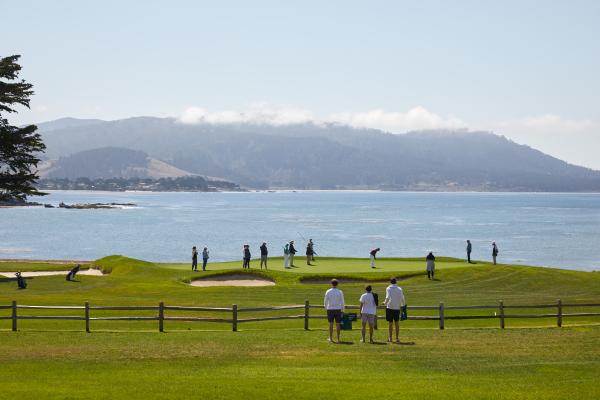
[1,327,599,400]
[0,256,598,399]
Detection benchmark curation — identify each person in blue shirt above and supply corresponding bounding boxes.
[202,247,209,271]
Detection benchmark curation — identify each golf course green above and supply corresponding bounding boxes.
[1,255,598,399]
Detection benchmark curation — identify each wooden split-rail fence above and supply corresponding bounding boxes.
[1,300,599,332]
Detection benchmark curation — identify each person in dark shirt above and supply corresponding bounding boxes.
[289,241,297,267]
[260,242,268,269]
[306,240,314,265]
[370,248,381,269]
[191,246,198,271]
[466,240,472,263]
[242,244,251,269]
[492,242,499,265]
[426,252,436,280]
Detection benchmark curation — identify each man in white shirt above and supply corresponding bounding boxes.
[324,279,345,342]
[359,285,377,343]
[383,277,406,343]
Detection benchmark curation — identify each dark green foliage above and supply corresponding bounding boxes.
[0,55,46,201]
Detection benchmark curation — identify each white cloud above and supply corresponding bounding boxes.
[329,107,466,132]
[178,103,314,126]
[178,104,467,133]
[177,104,595,141]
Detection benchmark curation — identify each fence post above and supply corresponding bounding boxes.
[439,302,445,330]
[159,302,164,332]
[85,301,90,333]
[232,304,238,332]
[11,300,17,332]
[304,300,310,330]
[557,299,562,328]
[499,300,505,329]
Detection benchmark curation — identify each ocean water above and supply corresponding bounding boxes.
[1,191,599,271]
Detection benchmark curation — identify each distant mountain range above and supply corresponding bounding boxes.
[35,117,600,191]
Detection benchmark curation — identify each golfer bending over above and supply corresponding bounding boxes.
[384,277,406,343]
[324,279,345,342]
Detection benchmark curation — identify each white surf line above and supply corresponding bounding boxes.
[0,269,104,278]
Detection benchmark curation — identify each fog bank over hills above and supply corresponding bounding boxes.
[35,117,600,191]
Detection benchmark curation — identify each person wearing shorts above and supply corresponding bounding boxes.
[324,279,345,342]
[384,277,406,343]
[359,285,377,343]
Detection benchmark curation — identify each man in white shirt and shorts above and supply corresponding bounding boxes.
[384,277,406,343]
[359,285,377,343]
[324,279,345,342]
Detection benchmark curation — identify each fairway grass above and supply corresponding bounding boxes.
[0,327,598,399]
[1,256,598,399]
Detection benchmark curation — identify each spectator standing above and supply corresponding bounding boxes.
[289,240,297,267]
[260,242,268,270]
[359,285,377,343]
[324,279,345,343]
[492,242,499,265]
[202,247,209,271]
[283,243,290,269]
[192,246,198,271]
[370,248,381,269]
[242,244,251,269]
[383,277,406,343]
[466,240,472,263]
[426,251,435,280]
[306,240,314,265]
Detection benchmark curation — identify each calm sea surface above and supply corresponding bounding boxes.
[1,191,599,271]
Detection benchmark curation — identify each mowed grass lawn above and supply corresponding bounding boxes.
[0,256,599,399]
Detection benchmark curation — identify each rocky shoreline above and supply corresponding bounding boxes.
[0,200,136,209]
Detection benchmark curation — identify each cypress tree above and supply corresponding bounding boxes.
[0,55,46,201]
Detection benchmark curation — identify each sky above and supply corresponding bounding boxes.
[2,0,599,169]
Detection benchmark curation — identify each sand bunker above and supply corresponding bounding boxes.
[0,269,104,278]
[190,274,275,287]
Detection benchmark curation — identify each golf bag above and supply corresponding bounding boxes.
[15,272,27,289]
[66,264,81,281]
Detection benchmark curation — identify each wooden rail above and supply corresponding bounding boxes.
[1,299,599,332]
